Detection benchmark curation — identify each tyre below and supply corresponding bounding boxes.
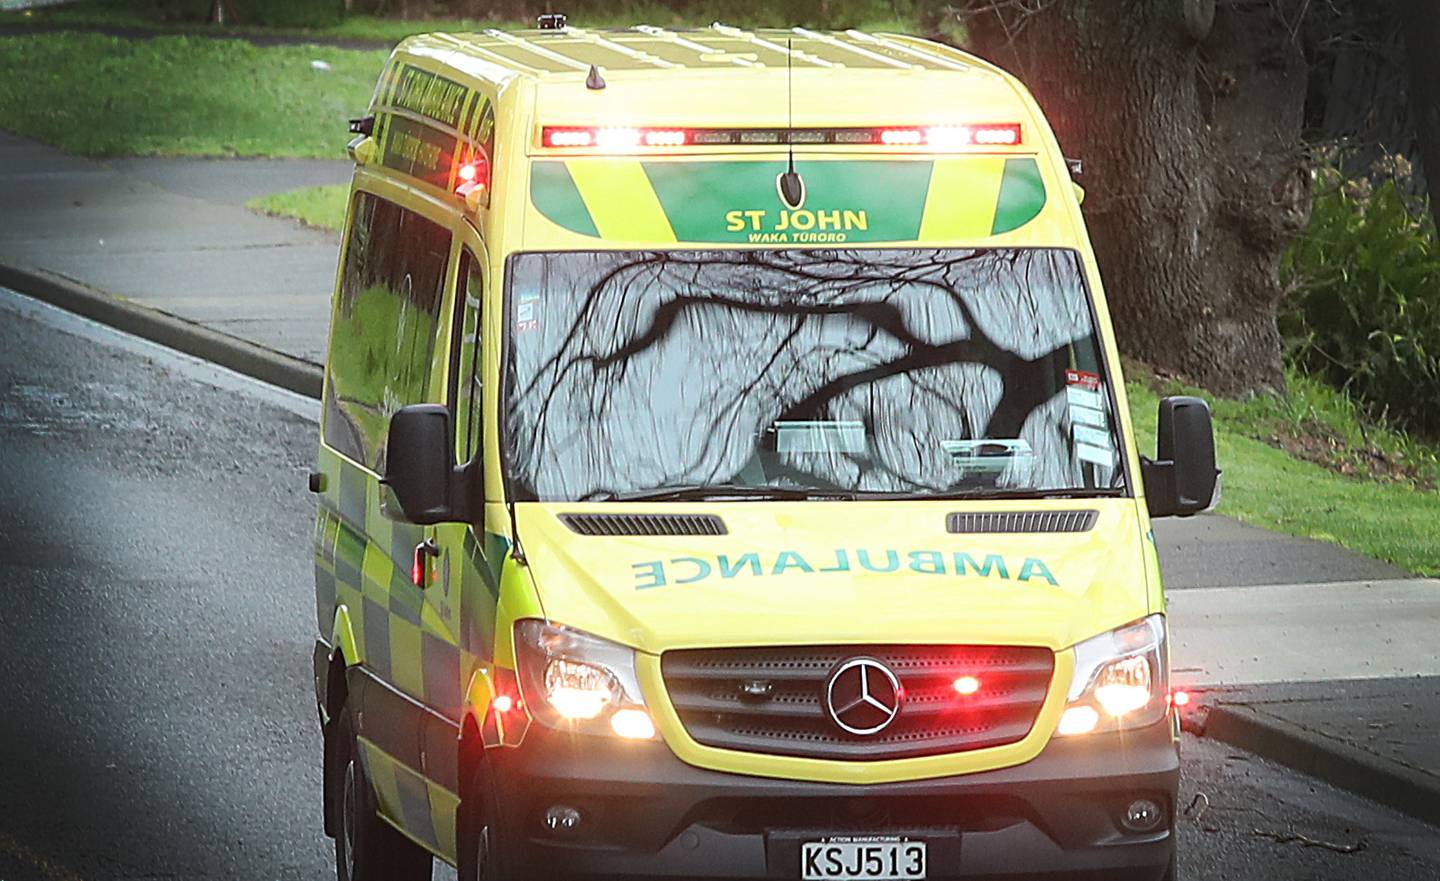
[459,756,513,881]
[331,709,432,881]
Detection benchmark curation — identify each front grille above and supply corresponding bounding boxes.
[660,645,1054,761]
[559,513,727,536]
[947,509,1098,534]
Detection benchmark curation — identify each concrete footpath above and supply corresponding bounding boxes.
[1,127,1438,827]
[0,130,348,367]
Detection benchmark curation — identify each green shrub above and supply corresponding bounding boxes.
[559,0,918,29]
[4,0,934,37]
[1280,160,1440,437]
[65,0,345,28]
[334,0,919,30]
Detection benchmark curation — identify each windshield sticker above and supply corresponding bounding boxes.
[515,291,541,333]
[941,439,1035,482]
[772,420,867,454]
[631,549,1058,590]
[529,157,1047,244]
[1066,369,1101,392]
[1065,370,1115,467]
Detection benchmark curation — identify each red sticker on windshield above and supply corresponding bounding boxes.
[1066,369,1101,391]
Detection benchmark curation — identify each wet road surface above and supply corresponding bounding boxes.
[0,288,330,879]
[0,286,1437,880]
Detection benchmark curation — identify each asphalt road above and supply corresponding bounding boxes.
[0,289,332,879]
[1,286,1437,881]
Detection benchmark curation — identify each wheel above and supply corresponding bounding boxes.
[331,708,432,881]
[459,757,513,881]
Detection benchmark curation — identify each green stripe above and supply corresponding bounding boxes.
[315,565,338,630]
[334,520,365,593]
[389,521,424,584]
[338,464,367,529]
[363,597,392,681]
[393,763,441,851]
[532,157,1047,243]
[388,576,423,626]
[530,161,599,237]
[643,159,933,244]
[459,529,507,659]
[421,632,463,718]
[992,157,1047,235]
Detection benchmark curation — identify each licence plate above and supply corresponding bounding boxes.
[801,837,926,880]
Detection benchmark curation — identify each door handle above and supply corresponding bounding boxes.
[412,538,440,588]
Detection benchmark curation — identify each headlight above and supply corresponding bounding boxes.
[1056,615,1168,736]
[514,620,657,739]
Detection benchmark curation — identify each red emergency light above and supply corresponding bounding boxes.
[455,158,489,192]
[454,157,492,210]
[540,124,1024,150]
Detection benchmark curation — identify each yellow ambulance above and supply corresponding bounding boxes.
[310,19,1219,881]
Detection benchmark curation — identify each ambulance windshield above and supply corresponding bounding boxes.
[503,248,1124,502]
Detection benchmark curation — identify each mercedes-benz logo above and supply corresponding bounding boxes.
[825,657,903,736]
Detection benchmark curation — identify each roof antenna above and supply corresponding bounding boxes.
[586,64,606,90]
[778,38,805,209]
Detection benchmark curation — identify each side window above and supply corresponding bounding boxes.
[453,248,484,464]
[323,192,452,471]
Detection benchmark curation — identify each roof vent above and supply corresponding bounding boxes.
[947,510,1098,534]
[537,12,567,30]
[586,64,606,90]
[560,513,728,537]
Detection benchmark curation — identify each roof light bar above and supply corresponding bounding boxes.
[642,129,687,147]
[879,128,924,146]
[546,128,595,147]
[971,123,1023,145]
[595,127,642,149]
[540,124,1023,150]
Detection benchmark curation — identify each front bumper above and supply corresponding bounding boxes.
[489,720,1179,879]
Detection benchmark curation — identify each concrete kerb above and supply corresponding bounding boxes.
[0,261,323,400]
[1202,702,1440,828]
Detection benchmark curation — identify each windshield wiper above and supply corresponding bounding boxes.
[850,487,1127,502]
[603,484,855,502]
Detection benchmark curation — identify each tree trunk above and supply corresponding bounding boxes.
[961,0,1312,395]
[1399,0,1440,235]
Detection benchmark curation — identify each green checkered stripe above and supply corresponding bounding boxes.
[314,444,511,860]
[361,739,460,860]
[315,447,468,708]
[458,526,506,659]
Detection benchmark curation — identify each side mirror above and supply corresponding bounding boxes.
[1141,396,1220,518]
[381,404,473,525]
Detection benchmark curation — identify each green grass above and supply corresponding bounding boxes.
[0,7,945,158]
[1125,364,1440,577]
[0,6,524,40]
[0,32,387,157]
[325,10,925,42]
[248,183,349,231]
[0,2,928,40]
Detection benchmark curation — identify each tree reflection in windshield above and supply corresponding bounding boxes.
[503,249,1122,502]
